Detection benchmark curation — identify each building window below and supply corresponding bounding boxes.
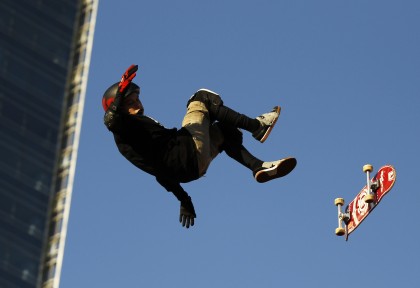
[55,173,69,192]
[43,263,57,280]
[60,174,69,190]
[60,151,72,169]
[61,131,75,149]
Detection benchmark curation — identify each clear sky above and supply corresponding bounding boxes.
[61,1,419,287]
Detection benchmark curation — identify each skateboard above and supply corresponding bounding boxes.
[334,164,396,241]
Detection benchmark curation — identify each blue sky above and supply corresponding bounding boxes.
[61,1,419,287]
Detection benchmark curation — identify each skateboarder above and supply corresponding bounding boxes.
[102,65,297,228]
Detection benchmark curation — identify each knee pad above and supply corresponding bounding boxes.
[188,89,223,116]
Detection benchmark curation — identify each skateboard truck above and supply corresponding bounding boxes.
[334,198,350,239]
[363,164,376,203]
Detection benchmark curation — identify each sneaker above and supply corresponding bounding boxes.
[252,106,281,143]
[253,157,297,183]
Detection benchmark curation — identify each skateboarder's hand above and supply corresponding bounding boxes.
[180,196,196,228]
[117,64,138,96]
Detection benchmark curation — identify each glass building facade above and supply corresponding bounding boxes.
[0,0,98,287]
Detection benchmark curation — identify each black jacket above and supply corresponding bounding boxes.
[112,112,199,200]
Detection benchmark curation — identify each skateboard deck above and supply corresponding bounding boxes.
[335,164,396,240]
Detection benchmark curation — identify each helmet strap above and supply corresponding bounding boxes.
[109,94,122,112]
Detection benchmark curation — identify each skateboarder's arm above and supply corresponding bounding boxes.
[156,177,196,228]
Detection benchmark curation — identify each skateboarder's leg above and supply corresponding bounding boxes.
[217,122,297,182]
[188,89,280,142]
[182,100,224,177]
[217,122,263,171]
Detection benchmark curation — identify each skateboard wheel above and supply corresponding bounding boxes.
[334,198,345,206]
[363,164,373,173]
[365,194,375,203]
[335,228,345,236]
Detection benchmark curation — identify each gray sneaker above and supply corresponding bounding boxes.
[252,106,281,143]
[253,157,297,183]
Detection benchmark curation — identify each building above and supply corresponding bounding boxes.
[0,0,98,287]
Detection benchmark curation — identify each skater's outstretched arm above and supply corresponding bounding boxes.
[156,177,196,229]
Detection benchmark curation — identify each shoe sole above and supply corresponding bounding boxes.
[259,106,281,143]
[255,157,297,183]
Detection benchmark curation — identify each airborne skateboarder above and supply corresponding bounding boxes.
[102,65,297,228]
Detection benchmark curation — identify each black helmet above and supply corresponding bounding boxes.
[102,82,140,112]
